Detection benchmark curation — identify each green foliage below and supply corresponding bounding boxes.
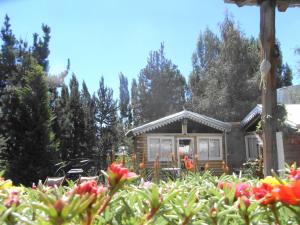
[188,16,261,121]
[275,41,293,88]
[8,61,57,186]
[118,73,131,127]
[1,167,300,225]
[0,16,57,185]
[95,76,118,167]
[131,43,187,125]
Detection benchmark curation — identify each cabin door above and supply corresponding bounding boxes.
[177,138,194,168]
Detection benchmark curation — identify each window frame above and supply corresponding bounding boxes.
[245,134,262,160]
[147,136,175,162]
[197,135,223,160]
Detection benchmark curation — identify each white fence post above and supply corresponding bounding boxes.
[276,132,285,175]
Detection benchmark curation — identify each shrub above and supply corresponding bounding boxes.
[1,164,300,224]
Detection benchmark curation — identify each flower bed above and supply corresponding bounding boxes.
[1,164,300,225]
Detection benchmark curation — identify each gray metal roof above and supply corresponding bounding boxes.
[126,110,231,136]
[241,104,300,129]
[240,105,262,128]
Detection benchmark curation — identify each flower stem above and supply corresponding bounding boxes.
[182,215,191,225]
[84,210,93,225]
[97,195,112,215]
[271,205,281,225]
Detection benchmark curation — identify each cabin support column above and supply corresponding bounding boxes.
[224,131,228,166]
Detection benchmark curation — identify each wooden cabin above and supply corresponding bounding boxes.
[126,110,231,174]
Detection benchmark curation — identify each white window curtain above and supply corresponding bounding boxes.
[197,136,222,160]
[148,137,174,162]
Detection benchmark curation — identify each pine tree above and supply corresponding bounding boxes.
[133,43,186,124]
[275,42,293,88]
[0,15,25,179]
[131,78,142,126]
[69,74,85,158]
[32,24,51,72]
[118,73,131,127]
[55,84,72,161]
[188,16,261,121]
[95,76,118,168]
[281,63,293,87]
[81,81,97,156]
[8,61,56,185]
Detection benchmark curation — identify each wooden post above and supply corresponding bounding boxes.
[260,0,278,175]
[276,132,285,175]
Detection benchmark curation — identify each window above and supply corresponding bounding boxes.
[178,138,194,158]
[148,137,174,161]
[197,136,222,160]
[245,134,262,160]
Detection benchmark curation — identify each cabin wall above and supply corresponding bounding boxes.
[226,123,246,171]
[134,133,225,174]
[283,133,300,165]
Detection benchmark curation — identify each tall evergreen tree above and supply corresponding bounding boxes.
[281,63,293,87]
[131,78,142,126]
[68,74,85,158]
[0,16,26,179]
[8,61,56,185]
[55,84,72,161]
[119,73,131,127]
[275,42,293,88]
[81,81,97,156]
[32,24,51,72]
[188,16,261,121]
[95,76,118,168]
[133,43,186,124]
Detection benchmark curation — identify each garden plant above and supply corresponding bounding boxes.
[1,163,300,225]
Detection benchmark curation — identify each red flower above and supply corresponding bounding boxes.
[289,168,300,181]
[108,163,137,187]
[75,180,106,196]
[252,183,276,205]
[183,156,194,171]
[218,181,233,190]
[54,199,66,213]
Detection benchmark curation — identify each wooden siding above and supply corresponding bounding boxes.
[284,133,300,165]
[134,133,226,175]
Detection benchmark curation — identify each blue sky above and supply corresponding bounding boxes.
[1,0,299,97]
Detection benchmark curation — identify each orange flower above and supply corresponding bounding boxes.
[183,156,194,171]
[139,162,145,170]
[273,180,300,205]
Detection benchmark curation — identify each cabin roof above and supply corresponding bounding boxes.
[224,0,300,12]
[241,104,300,129]
[126,110,231,136]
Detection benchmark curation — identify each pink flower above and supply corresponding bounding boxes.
[238,196,250,209]
[235,183,251,198]
[4,191,20,208]
[108,163,137,187]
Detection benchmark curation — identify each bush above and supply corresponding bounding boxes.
[1,164,300,225]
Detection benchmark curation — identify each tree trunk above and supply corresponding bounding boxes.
[260,0,278,176]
